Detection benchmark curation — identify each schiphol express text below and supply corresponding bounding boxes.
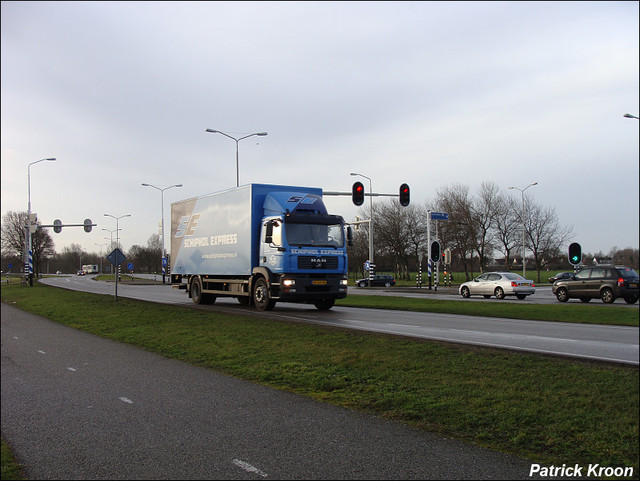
[291,248,343,256]
[183,234,238,248]
[529,463,634,478]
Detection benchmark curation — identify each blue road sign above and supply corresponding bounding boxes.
[430,212,449,220]
[127,263,134,270]
[107,248,127,266]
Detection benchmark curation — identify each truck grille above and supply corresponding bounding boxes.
[297,256,338,270]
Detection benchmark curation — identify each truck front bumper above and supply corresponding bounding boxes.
[274,274,348,301]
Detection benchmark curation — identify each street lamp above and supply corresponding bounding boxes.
[103,214,131,250]
[508,182,538,278]
[623,113,639,119]
[26,157,56,286]
[142,183,183,283]
[205,129,268,187]
[350,172,374,287]
[104,214,131,300]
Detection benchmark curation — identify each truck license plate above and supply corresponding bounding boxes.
[312,280,327,285]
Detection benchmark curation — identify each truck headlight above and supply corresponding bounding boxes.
[283,279,295,287]
[340,279,348,286]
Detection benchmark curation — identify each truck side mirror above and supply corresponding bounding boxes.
[347,226,353,247]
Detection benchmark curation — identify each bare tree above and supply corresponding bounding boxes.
[435,184,476,280]
[1,210,54,275]
[522,199,573,282]
[470,181,500,272]
[492,194,520,269]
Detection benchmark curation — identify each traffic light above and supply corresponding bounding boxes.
[352,182,365,206]
[568,242,582,265]
[399,183,410,206]
[430,240,441,263]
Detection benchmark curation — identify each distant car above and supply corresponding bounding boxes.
[552,265,639,304]
[76,270,84,276]
[355,275,396,288]
[56,270,62,274]
[548,272,573,283]
[459,271,535,300]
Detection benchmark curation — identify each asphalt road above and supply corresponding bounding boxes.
[2,303,536,480]
[38,276,640,365]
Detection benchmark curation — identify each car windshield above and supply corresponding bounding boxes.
[285,222,344,248]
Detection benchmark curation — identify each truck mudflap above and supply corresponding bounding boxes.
[273,274,348,302]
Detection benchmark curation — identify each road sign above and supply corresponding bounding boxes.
[430,212,449,220]
[365,260,371,271]
[127,262,134,270]
[107,248,127,266]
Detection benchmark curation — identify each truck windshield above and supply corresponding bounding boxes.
[285,222,344,248]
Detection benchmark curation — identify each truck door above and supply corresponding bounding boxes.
[260,219,284,273]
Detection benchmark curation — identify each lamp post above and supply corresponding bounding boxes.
[104,214,131,300]
[95,243,108,274]
[623,113,639,119]
[350,172,374,287]
[142,183,183,283]
[205,129,268,187]
[508,182,538,278]
[26,157,56,286]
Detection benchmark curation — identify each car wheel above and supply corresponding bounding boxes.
[516,294,527,300]
[555,287,569,302]
[384,282,391,287]
[600,287,614,304]
[624,295,638,304]
[494,287,505,299]
[579,297,591,303]
[358,281,367,288]
[461,286,470,298]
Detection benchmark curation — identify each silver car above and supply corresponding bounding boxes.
[459,271,535,300]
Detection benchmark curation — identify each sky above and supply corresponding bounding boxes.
[2,1,639,258]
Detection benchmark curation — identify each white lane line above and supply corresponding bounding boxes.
[66,367,77,372]
[118,397,134,404]
[37,350,46,355]
[233,459,268,478]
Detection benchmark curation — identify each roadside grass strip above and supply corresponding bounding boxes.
[2,283,638,474]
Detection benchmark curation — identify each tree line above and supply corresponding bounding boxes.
[347,181,638,282]
[2,180,639,283]
[1,211,164,276]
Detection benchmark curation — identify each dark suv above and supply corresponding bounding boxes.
[552,265,639,304]
[355,275,396,288]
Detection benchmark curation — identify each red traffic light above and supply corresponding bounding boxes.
[399,183,410,206]
[352,182,365,206]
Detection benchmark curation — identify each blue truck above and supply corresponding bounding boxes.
[170,183,351,311]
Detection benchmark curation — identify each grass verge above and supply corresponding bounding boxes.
[1,283,638,475]
[337,295,639,326]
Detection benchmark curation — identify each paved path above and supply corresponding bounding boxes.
[2,303,536,479]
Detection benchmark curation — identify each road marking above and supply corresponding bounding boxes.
[37,350,46,355]
[233,459,268,478]
[66,367,77,372]
[118,397,134,404]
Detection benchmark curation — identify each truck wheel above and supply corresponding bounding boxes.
[253,278,275,311]
[191,277,216,305]
[314,299,335,310]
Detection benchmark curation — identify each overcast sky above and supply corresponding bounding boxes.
[2,1,638,259]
